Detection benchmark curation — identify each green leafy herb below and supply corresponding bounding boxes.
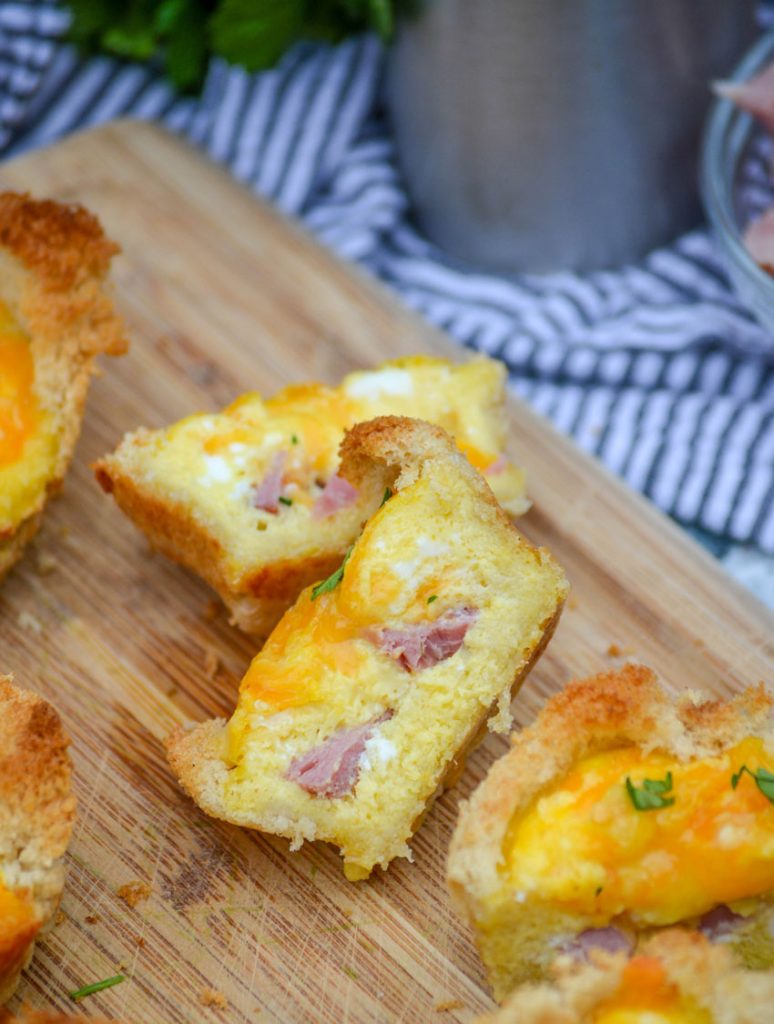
[380,487,392,507]
[69,0,415,93]
[70,974,126,1002]
[427,595,438,604]
[342,965,359,980]
[625,771,675,811]
[291,434,299,445]
[278,496,293,506]
[731,765,774,804]
[311,547,352,601]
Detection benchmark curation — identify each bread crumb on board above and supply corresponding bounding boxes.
[606,642,635,658]
[200,988,228,1009]
[35,550,59,575]
[435,998,465,1012]
[117,881,152,908]
[17,610,43,634]
[85,913,101,925]
[203,648,220,680]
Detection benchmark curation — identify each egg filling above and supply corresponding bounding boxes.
[134,356,527,567]
[592,956,710,1024]
[0,876,38,973]
[0,301,57,531]
[505,739,774,928]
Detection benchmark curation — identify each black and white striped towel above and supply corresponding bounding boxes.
[2,4,774,575]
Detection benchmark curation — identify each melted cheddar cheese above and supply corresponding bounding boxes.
[0,301,58,530]
[505,739,774,927]
[0,877,39,973]
[228,481,462,756]
[592,956,710,1024]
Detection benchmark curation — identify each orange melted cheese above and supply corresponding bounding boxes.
[505,739,774,927]
[0,302,38,469]
[233,486,458,747]
[0,880,39,973]
[592,957,710,1024]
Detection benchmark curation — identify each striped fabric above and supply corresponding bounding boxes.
[1,7,773,571]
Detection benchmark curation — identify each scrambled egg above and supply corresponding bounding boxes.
[142,355,527,539]
[0,877,38,973]
[227,477,466,751]
[0,301,57,531]
[592,956,710,1024]
[505,740,774,927]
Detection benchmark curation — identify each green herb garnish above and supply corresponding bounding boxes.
[291,434,299,445]
[625,771,675,811]
[380,487,393,507]
[70,974,126,1002]
[311,548,352,601]
[731,765,774,803]
[278,496,293,506]
[427,595,438,604]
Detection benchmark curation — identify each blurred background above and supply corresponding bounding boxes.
[2,0,773,605]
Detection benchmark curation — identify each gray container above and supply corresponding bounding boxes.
[386,0,757,273]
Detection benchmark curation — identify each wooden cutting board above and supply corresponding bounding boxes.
[1,121,772,1024]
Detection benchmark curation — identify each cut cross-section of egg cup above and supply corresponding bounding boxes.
[94,354,529,638]
[167,416,568,881]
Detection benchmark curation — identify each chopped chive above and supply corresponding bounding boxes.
[311,547,352,601]
[342,966,359,980]
[731,764,774,803]
[278,496,293,506]
[70,974,126,1002]
[427,595,438,604]
[291,434,299,445]
[625,771,675,811]
[380,487,392,507]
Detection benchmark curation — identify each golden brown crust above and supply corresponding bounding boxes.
[339,416,512,532]
[478,929,774,1023]
[0,677,75,1005]
[0,193,127,582]
[0,194,118,292]
[94,456,345,636]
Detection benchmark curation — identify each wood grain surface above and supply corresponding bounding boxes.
[1,121,772,1024]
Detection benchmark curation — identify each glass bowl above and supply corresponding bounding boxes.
[701,31,774,337]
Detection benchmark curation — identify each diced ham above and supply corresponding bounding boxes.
[252,451,287,513]
[286,711,392,798]
[311,474,359,520]
[367,607,478,672]
[562,927,634,961]
[715,63,774,136]
[484,454,508,476]
[698,904,746,941]
[743,207,774,275]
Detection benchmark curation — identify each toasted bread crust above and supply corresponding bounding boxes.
[0,677,75,1004]
[95,456,344,635]
[479,929,774,1023]
[0,193,127,582]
